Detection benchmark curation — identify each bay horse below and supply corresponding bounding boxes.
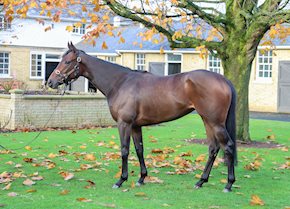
[47,42,237,192]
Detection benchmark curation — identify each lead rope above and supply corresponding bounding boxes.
[0,85,67,152]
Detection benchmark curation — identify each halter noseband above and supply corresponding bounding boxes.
[55,51,82,84]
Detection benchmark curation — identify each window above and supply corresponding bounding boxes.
[166,53,181,75]
[31,53,43,78]
[73,24,86,35]
[208,54,221,74]
[136,53,145,70]
[257,50,272,79]
[0,52,10,77]
[105,56,116,63]
[0,16,11,31]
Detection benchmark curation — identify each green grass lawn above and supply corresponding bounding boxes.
[0,114,289,209]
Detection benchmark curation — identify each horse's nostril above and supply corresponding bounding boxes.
[47,80,53,88]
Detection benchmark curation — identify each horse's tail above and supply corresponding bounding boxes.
[225,80,237,165]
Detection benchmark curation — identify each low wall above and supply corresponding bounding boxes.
[0,90,115,130]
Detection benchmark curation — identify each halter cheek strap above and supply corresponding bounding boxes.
[56,54,82,84]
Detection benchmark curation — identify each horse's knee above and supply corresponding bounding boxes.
[121,147,129,158]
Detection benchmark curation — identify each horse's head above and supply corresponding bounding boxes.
[47,42,82,89]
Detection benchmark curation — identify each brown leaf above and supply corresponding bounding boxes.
[131,181,135,188]
[135,192,147,197]
[84,180,95,189]
[23,179,36,186]
[244,161,262,171]
[26,189,37,193]
[84,154,96,161]
[31,176,44,181]
[250,195,265,206]
[151,149,163,154]
[60,189,70,195]
[59,172,74,181]
[76,197,92,202]
[25,146,32,151]
[48,153,57,158]
[179,151,193,157]
[144,176,164,184]
[195,154,206,163]
[2,183,11,190]
[23,158,34,163]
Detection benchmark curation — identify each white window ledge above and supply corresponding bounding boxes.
[253,78,273,84]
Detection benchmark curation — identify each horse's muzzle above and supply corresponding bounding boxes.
[47,79,60,89]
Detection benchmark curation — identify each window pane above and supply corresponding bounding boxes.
[168,53,181,61]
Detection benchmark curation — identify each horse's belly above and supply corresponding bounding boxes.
[135,103,194,126]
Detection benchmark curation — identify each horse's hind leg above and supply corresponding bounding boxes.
[112,121,132,188]
[222,131,236,192]
[195,140,220,189]
[132,126,147,186]
[209,125,236,192]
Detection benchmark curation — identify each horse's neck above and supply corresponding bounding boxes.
[81,54,129,96]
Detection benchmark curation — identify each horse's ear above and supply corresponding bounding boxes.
[70,41,77,53]
[68,42,72,49]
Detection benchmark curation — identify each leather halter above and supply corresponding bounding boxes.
[55,51,82,84]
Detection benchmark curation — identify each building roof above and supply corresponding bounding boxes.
[75,23,196,54]
[76,23,290,54]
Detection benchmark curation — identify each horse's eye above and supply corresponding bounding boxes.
[65,61,70,65]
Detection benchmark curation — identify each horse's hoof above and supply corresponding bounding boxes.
[112,184,120,189]
[136,182,144,187]
[194,185,201,189]
[223,188,231,193]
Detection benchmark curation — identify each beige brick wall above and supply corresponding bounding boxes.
[182,53,206,72]
[0,92,115,130]
[248,49,289,112]
[0,95,13,129]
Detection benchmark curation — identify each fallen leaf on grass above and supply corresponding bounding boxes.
[23,158,34,163]
[7,192,18,197]
[131,181,135,188]
[84,180,95,189]
[135,192,147,197]
[162,203,172,207]
[26,189,37,193]
[48,153,57,158]
[0,204,6,207]
[151,149,163,154]
[2,183,11,190]
[60,190,70,195]
[23,179,36,186]
[220,179,227,184]
[144,176,164,184]
[76,197,92,202]
[31,176,44,181]
[84,154,96,161]
[195,154,206,163]
[244,161,262,171]
[25,146,32,151]
[250,195,265,206]
[59,172,74,181]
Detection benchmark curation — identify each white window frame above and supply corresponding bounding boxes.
[165,53,182,75]
[72,24,86,35]
[30,52,45,79]
[208,54,221,74]
[0,52,10,78]
[0,15,12,31]
[256,50,273,82]
[135,53,146,71]
[105,56,116,63]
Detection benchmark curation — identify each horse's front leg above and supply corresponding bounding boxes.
[132,126,147,186]
[112,121,132,188]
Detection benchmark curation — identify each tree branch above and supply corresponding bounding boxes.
[103,0,222,52]
[175,0,226,35]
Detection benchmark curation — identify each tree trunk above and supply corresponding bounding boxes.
[223,53,252,142]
